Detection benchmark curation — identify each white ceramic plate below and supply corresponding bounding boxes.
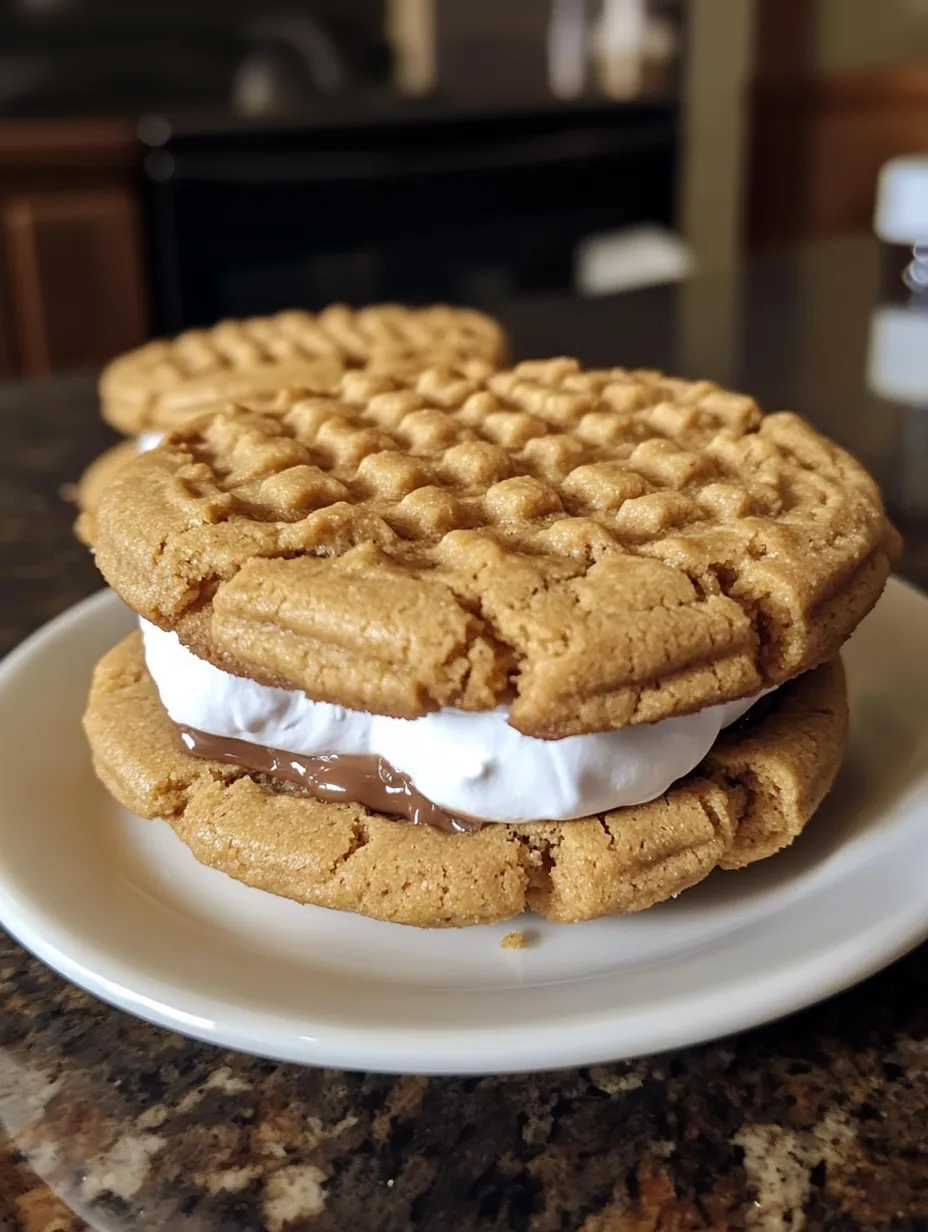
[0,582,927,1075]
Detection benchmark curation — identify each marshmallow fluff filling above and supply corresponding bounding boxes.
[141,621,770,825]
[137,431,165,452]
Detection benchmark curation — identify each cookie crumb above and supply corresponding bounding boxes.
[500,931,526,950]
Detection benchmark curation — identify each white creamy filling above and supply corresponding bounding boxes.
[137,432,164,452]
[141,621,770,825]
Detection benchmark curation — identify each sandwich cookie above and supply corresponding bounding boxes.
[83,358,895,925]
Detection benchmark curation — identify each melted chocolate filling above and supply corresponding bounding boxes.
[176,724,483,834]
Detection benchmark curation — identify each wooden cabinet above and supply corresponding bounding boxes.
[749,1,928,248]
[0,120,148,379]
[750,62,928,249]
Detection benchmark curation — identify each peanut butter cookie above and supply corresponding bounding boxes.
[100,304,508,435]
[92,359,898,736]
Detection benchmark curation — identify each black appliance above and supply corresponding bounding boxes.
[142,98,678,333]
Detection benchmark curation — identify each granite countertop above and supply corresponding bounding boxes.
[3,239,928,1230]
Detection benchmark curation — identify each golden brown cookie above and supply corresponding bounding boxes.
[77,358,502,543]
[73,440,142,545]
[100,304,508,435]
[83,633,848,928]
[92,358,897,736]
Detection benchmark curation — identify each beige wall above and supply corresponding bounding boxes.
[676,0,757,381]
[814,0,928,70]
[679,0,756,271]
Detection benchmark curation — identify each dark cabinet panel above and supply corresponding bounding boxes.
[2,189,147,376]
[0,120,148,378]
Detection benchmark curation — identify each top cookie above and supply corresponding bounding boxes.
[100,304,508,435]
[92,358,899,738]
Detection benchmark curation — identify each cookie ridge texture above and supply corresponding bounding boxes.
[92,358,897,736]
[100,304,509,435]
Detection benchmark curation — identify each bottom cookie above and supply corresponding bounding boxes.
[83,634,848,928]
[73,440,141,545]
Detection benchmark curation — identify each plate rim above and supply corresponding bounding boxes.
[1,581,927,1075]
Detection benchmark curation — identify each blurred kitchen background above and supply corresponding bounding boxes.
[0,0,926,378]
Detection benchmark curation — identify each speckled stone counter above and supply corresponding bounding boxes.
[3,240,928,1230]
[5,927,928,1230]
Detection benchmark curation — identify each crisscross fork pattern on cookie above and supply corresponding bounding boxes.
[94,359,896,736]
